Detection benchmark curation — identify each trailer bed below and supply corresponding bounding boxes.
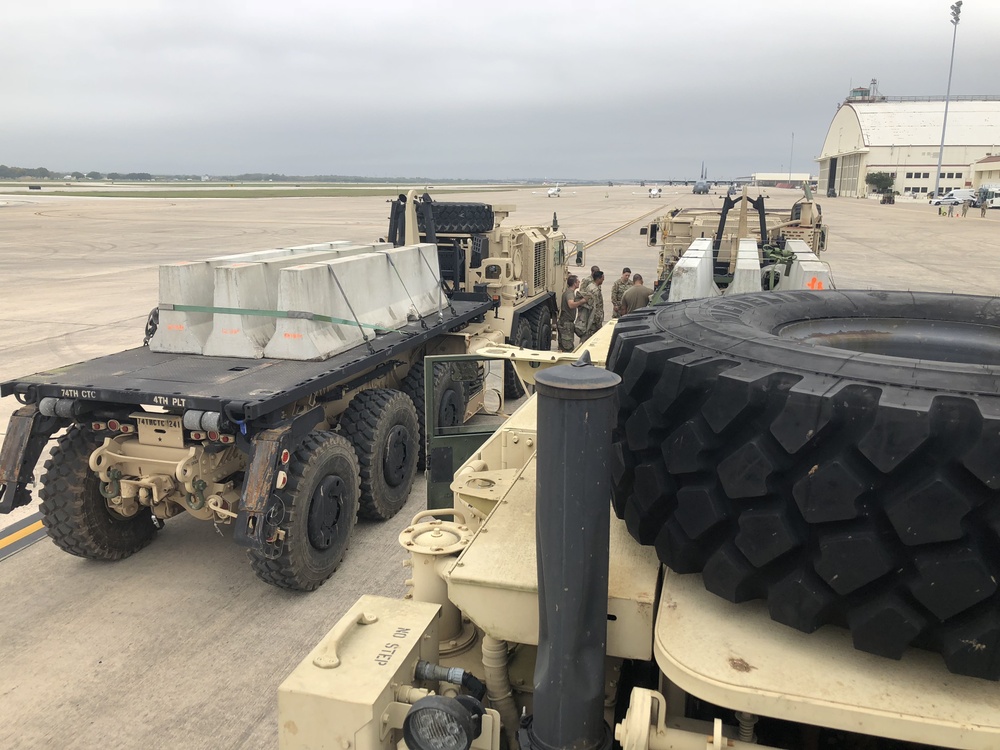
[1,297,491,421]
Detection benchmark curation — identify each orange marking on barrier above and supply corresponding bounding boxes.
[222,328,240,335]
[806,277,824,290]
[167,324,185,331]
[283,333,303,339]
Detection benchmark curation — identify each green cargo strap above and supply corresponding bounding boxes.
[160,303,388,331]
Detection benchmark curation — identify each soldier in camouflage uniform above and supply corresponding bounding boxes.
[557,274,585,352]
[579,265,601,294]
[610,267,632,318]
[579,270,605,340]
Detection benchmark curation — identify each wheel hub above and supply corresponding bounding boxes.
[438,389,462,427]
[308,475,345,550]
[383,424,412,487]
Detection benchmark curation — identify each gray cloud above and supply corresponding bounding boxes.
[3,0,997,179]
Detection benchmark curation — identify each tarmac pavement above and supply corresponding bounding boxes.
[0,184,996,748]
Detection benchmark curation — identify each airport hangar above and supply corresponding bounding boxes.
[816,90,1000,198]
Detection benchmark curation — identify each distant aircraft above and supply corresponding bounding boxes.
[693,162,710,194]
[632,185,663,198]
[533,182,567,197]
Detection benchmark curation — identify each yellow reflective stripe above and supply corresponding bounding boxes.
[0,520,43,551]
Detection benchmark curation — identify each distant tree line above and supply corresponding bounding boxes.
[0,165,54,179]
[0,165,153,181]
[0,164,511,184]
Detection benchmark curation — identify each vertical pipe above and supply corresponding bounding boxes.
[525,353,620,750]
[935,13,960,198]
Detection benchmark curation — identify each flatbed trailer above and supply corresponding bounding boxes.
[1,296,489,422]
[0,294,494,590]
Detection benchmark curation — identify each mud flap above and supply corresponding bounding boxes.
[232,406,323,554]
[0,406,64,513]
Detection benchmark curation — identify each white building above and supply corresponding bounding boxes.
[816,92,1000,198]
[750,172,814,187]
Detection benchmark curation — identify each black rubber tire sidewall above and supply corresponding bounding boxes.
[341,389,419,521]
[39,426,157,561]
[247,432,360,591]
[609,290,1000,680]
[504,318,534,400]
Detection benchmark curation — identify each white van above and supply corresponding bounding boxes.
[978,185,1000,209]
[930,188,975,206]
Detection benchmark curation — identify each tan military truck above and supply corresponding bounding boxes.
[387,191,585,398]
[278,289,1000,749]
[641,185,828,300]
[0,197,582,592]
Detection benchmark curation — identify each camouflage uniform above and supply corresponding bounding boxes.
[579,275,594,294]
[557,288,579,352]
[580,284,605,340]
[610,278,631,318]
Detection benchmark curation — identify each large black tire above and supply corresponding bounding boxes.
[38,426,158,561]
[418,202,495,234]
[530,304,554,351]
[248,432,360,591]
[505,318,534,400]
[609,290,1000,680]
[341,389,420,520]
[400,363,468,472]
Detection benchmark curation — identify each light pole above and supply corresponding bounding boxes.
[933,1,962,198]
[789,132,794,183]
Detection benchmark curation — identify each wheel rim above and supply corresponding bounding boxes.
[439,387,463,427]
[383,424,412,487]
[776,317,1000,365]
[307,475,345,550]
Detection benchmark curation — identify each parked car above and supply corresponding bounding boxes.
[930,188,975,206]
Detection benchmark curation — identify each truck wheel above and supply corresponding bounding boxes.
[418,202,494,234]
[609,290,1000,680]
[401,363,468,471]
[248,432,360,591]
[504,318,534,400]
[531,305,553,351]
[38,426,157,561]
[341,389,420,520]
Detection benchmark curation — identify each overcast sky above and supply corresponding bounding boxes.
[3,0,998,180]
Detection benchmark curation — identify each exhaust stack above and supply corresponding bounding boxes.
[522,351,620,750]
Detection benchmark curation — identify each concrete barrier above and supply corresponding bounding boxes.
[667,239,720,302]
[263,263,368,360]
[725,239,763,296]
[203,247,382,358]
[149,261,215,353]
[151,243,376,354]
[783,239,835,291]
[376,243,443,319]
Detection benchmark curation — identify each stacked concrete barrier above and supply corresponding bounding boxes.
[725,238,764,295]
[151,241,441,361]
[377,243,442,319]
[264,243,444,361]
[667,238,720,302]
[150,243,390,355]
[203,248,386,358]
[783,239,834,291]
